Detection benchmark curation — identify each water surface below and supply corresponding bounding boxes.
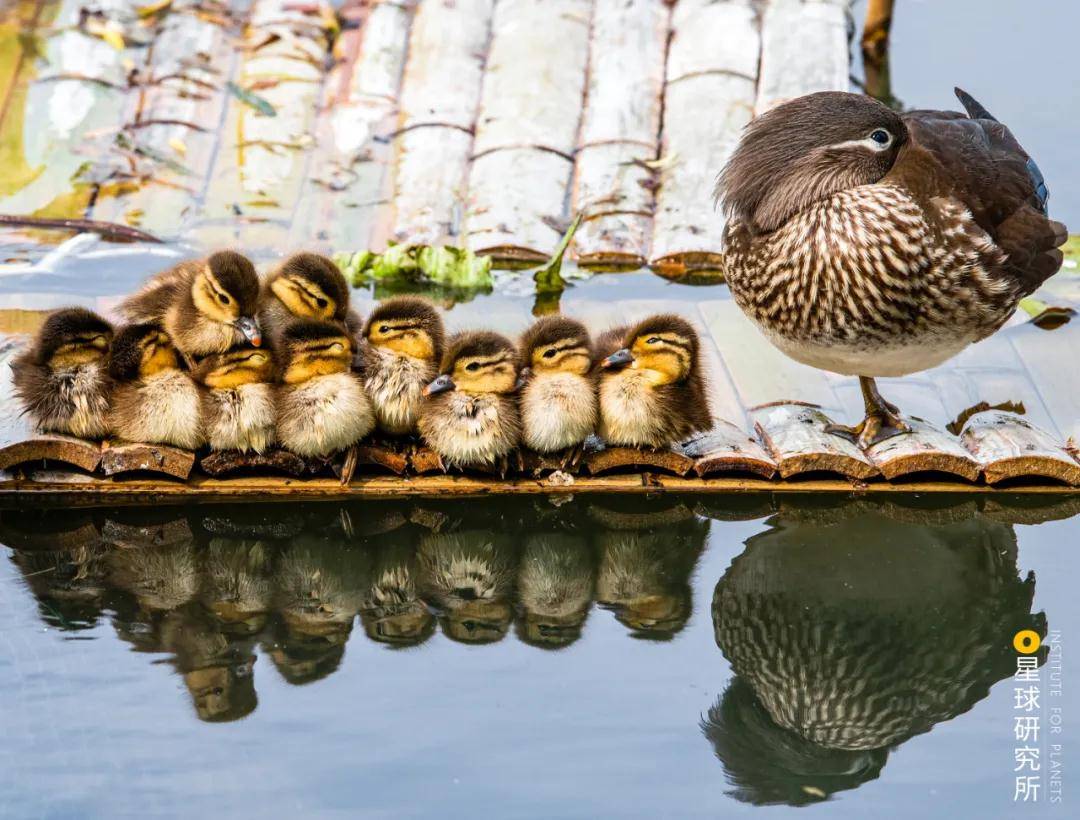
[1,495,1076,818]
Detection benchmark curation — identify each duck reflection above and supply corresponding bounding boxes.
[267,532,371,684]
[703,504,1046,805]
[360,532,436,648]
[199,538,277,636]
[591,500,709,639]
[516,531,595,649]
[418,528,519,644]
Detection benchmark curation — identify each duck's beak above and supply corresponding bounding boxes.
[235,316,262,347]
[514,367,531,391]
[601,348,633,369]
[423,374,455,396]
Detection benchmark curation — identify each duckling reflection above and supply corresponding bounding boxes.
[268,535,371,684]
[9,544,109,631]
[158,604,259,722]
[198,538,277,636]
[704,505,1045,806]
[104,529,199,614]
[418,529,518,644]
[515,532,595,649]
[592,502,709,639]
[360,534,436,648]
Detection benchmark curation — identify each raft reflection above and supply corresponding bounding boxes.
[1,498,709,721]
[704,503,1047,806]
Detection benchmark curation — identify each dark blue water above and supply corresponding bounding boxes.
[1,496,1076,818]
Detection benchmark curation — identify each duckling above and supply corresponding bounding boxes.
[259,252,361,346]
[359,537,435,647]
[597,314,711,448]
[12,307,113,439]
[193,344,276,454]
[516,532,595,649]
[361,296,445,436]
[108,323,204,450]
[275,319,374,458]
[418,331,521,471]
[118,250,262,365]
[518,316,597,456]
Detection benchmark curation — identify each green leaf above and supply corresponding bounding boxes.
[533,212,583,294]
[1018,296,1047,318]
[225,81,276,117]
[417,246,492,287]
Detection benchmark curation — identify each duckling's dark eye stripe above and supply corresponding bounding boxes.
[382,321,421,331]
[468,353,513,368]
[546,341,584,354]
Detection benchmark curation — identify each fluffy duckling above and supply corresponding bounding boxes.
[108,323,204,450]
[597,314,710,448]
[118,251,262,364]
[362,296,445,436]
[518,316,597,455]
[275,319,374,458]
[259,252,361,346]
[12,307,113,439]
[193,344,276,454]
[418,331,521,470]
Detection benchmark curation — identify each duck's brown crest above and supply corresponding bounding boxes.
[109,323,163,381]
[34,308,113,364]
[273,253,350,318]
[441,330,517,370]
[207,250,260,312]
[715,91,905,233]
[519,315,591,356]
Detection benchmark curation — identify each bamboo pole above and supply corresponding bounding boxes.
[388,0,494,246]
[756,0,852,113]
[290,0,415,251]
[649,0,759,271]
[464,0,592,261]
[0,0,140,226]
[190,0,334,252]
[89,0,241,239]
[571,0,668,265]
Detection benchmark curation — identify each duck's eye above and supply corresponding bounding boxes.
[465,362,480,372]
[379,325,389,334]
[217,293,230,305]
[542,349,557,359]
[869,129,891,145]
[315,297,328,309]
[647,337,661,345]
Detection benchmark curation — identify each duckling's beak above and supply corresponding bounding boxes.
[601,348,633,369]
[423,374,455,396]
[514,367,531,391]
[235,316,262,347]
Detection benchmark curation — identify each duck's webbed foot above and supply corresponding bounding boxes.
[340,445,359,485]
[560,443,585,471]
[825,376,911,448]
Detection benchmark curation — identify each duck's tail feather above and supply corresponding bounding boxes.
[954,87,997,121]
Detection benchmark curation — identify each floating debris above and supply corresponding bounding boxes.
[225,81,277,117]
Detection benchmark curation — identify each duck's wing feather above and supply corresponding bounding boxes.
[118,261,199,323]
[890,91,1066,297]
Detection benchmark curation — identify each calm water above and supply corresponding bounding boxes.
[1,495,1076,818]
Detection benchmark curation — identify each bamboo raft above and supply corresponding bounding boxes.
[0,0,854,270]
[1,296,1077,501]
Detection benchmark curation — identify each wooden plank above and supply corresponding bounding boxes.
[1,473,1075,504]
[582,441,695,477]
[864,418,981,481]
[100,442,196,480]
[190,0,333,250]
[755,0,851,113]
[89,0,241,238]
[960,410,1080,486]
[390,127,472,245]
[751,402,878,480]
[649,0,758,269]
[291,0,414,250]
[676,423,778,479]
[463,0,591,260]
[571,0,668,264]
[0,435,102,474]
